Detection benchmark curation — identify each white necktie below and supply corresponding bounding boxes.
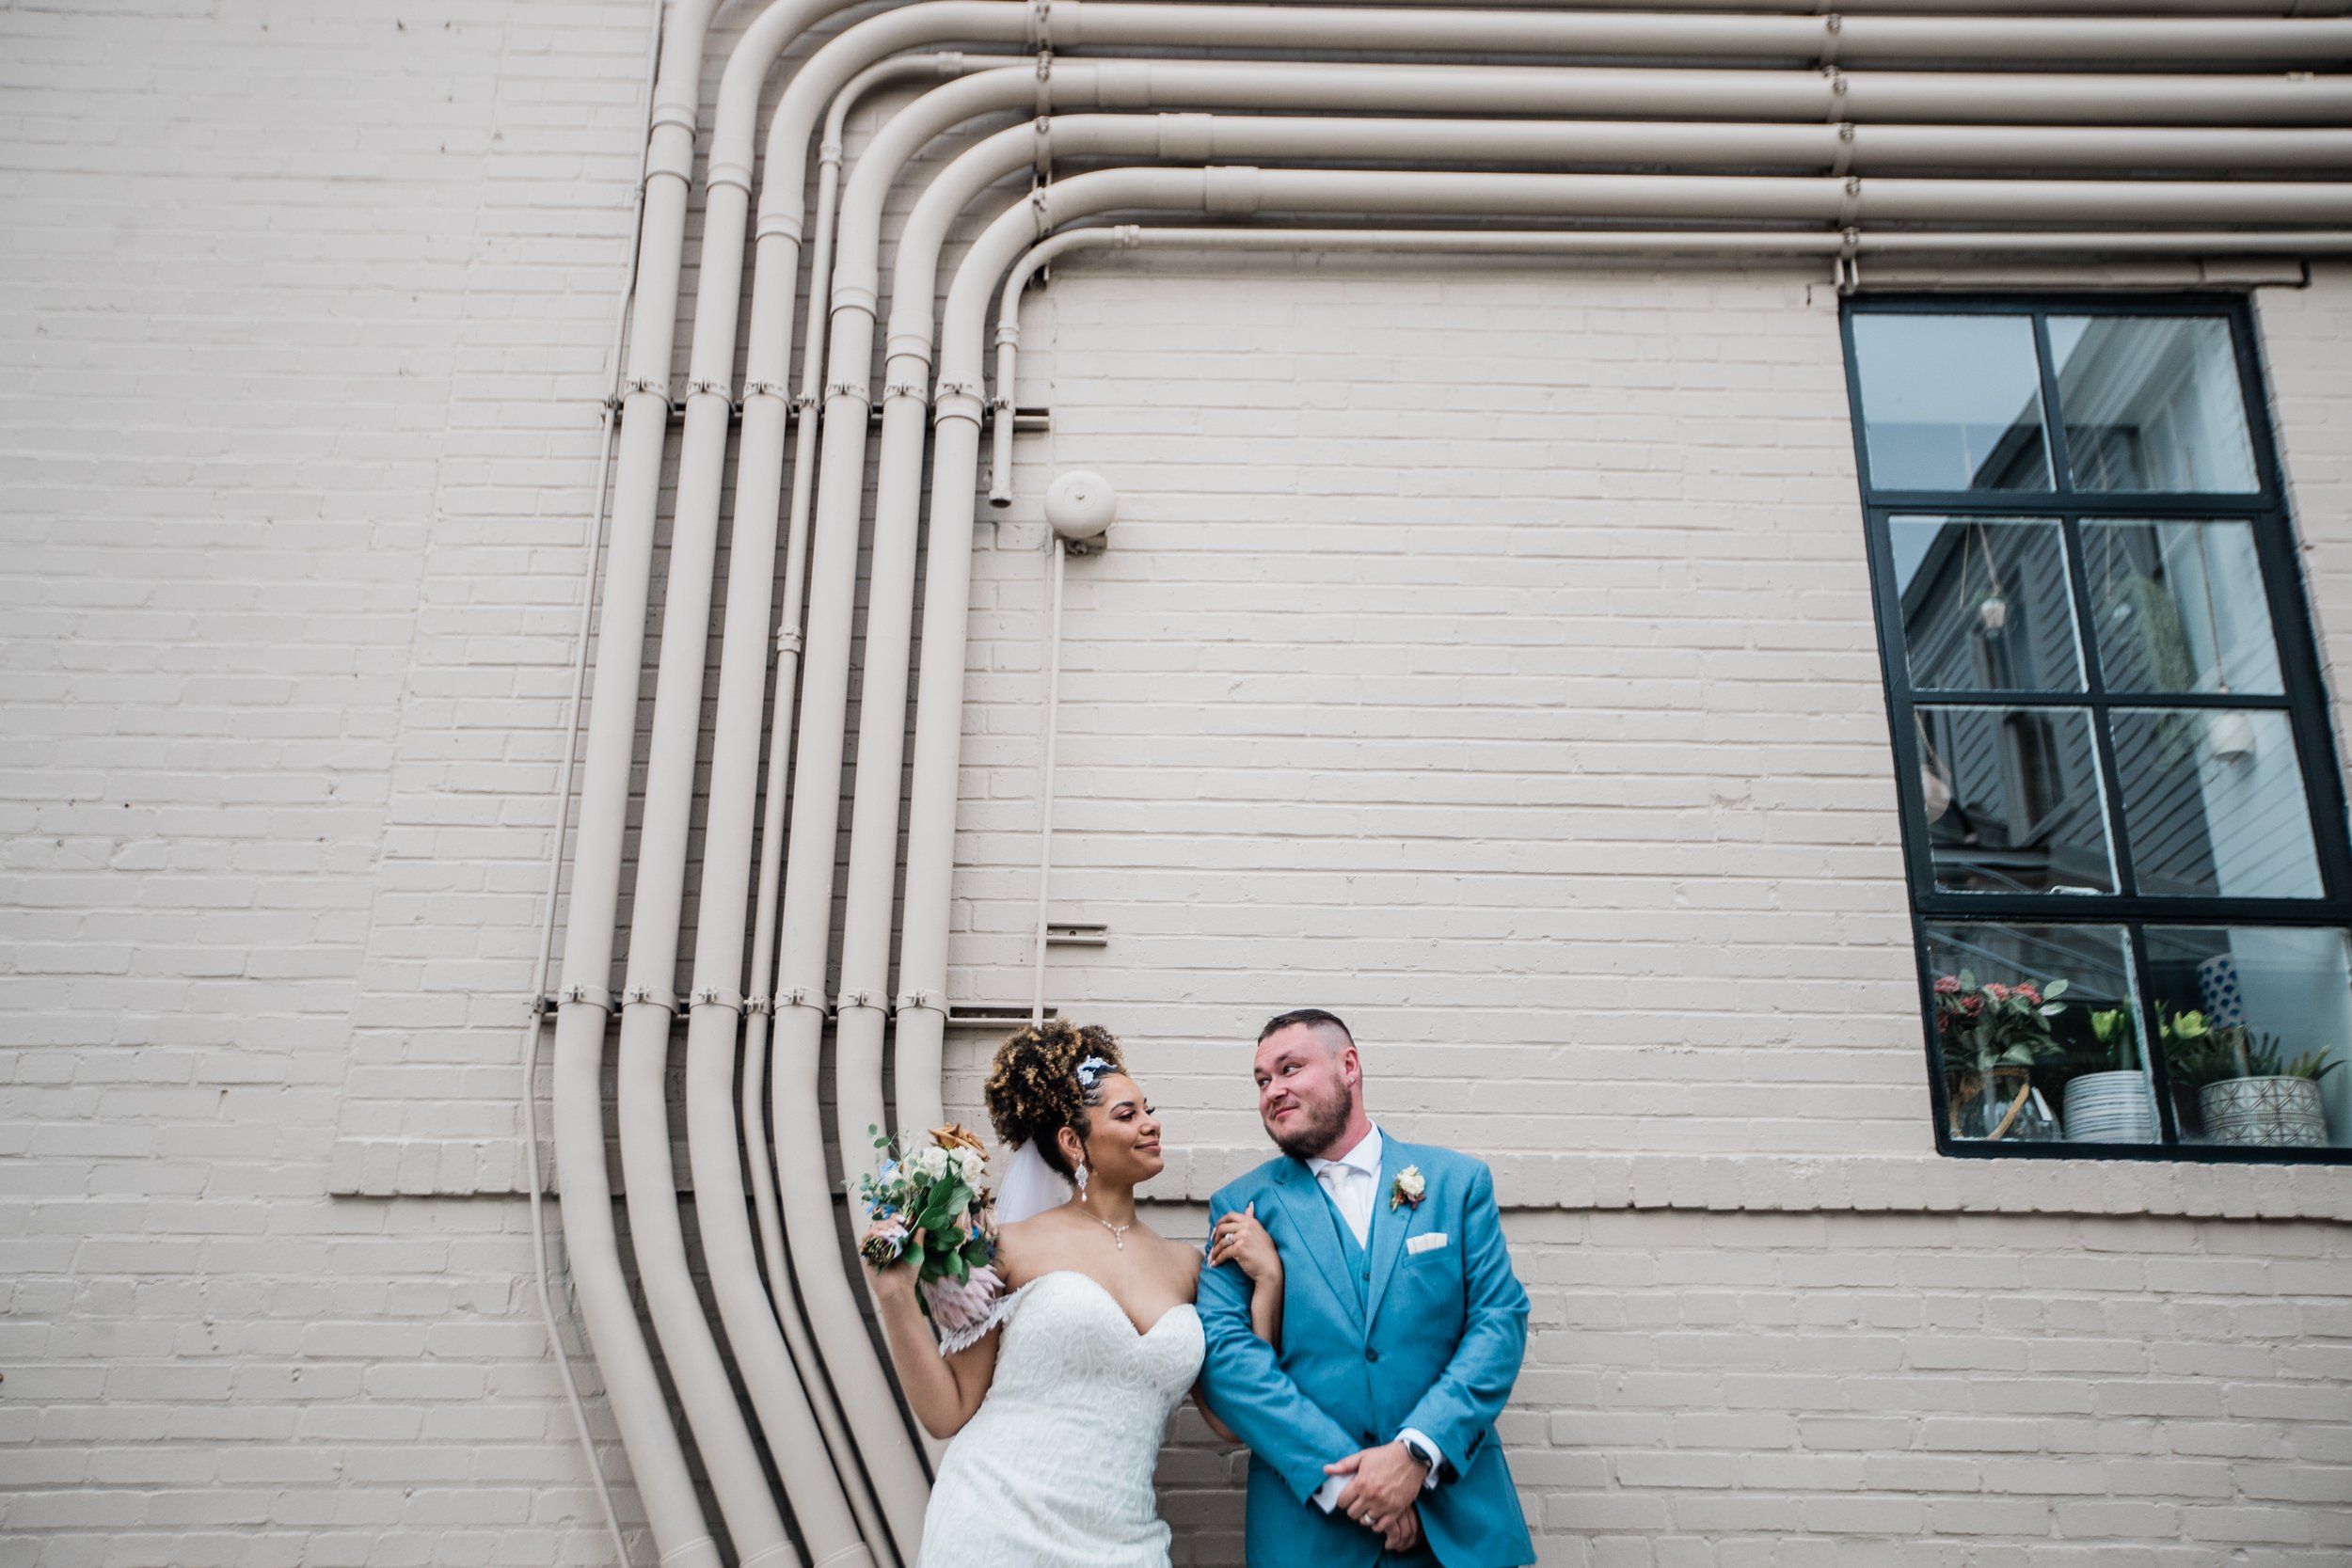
[1319,1163,1368,1248]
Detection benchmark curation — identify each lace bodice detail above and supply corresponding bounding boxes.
[914,1272,1203,1568]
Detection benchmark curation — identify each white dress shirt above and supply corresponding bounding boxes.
[1303,1124,1442,1514]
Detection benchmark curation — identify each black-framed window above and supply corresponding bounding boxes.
[1844,297,2352,1163]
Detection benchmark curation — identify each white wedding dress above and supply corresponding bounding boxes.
[914,1270,1204,1568]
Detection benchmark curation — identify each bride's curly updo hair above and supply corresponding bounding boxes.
[983,1019,1126,1178]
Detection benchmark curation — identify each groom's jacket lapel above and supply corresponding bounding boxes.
[1362,1136,1414,1330]
[1272,1158,1361,1329]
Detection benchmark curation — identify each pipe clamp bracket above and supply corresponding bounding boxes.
[883,380,927,404]
[691,987,742,1013]
[621,985,677,1013]
[838,989,882,1013]
[560,984,612,1011]
[1819,13,1842,68]
[744,994,773,1016]
[1822,68,1848,120]
[1837,175,1862,230]
[898,989,946,1014]
[781,986,822,1012]
[825,380,874,408]
[775,626,804,656]
[687,377,730,403]
[743,379,787,402]
[1829,123,1855,179]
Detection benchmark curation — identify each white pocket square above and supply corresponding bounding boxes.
[1406,1232,1449,1256]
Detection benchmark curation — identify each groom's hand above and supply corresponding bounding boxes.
[1326,1441,1430,1532]
[1380,1506,1422,1555]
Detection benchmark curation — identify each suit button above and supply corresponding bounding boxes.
[1362,1431,1377,1444]
[1365,1348,1380,1362]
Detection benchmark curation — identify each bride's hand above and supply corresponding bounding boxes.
[1207,1202,1280,1283]
[858,1222,920,1299]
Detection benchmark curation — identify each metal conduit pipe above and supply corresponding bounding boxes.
[795,33,2352,1181]
[851,102,2352,1145]
[733,52,981,1568]
[615,0,948,1559]
[547,0,727,1560]
[887,162,2352,1197]
[986,219,2352,501]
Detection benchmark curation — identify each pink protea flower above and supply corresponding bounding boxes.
[2015,984,2042,1005]
[1983,983,2010,1002]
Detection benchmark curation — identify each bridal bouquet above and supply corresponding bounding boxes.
[856,1123,998,1328]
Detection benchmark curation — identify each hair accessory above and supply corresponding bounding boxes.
[1076,1055,1114,1093]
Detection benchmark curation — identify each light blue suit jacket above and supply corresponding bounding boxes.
[1200,1138,1534,1568]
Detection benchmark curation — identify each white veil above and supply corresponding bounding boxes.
[992,1139,1068,1227]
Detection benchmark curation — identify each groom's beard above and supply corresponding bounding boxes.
[1269,1076,1354,1161]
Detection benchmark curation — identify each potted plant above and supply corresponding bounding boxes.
[2199,1034,2341,1148]
[1934,972,2068,1142]
[2153,1006,2238,1139]
[2061,1006,2158,1144]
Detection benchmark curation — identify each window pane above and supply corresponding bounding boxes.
[1889,516,2083,692]
[1924,923,2138,1145]
[2049,316,2258,493]
[1916,705,2115,894]
[2142,927,2352,1148]
[1853,314,2052,492]
[2110,709,2321,900]
[2082,519,2282,696]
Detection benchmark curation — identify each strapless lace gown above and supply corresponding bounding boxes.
[914,1270,1204,1568]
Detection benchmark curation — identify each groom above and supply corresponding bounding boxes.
[1200,1009,1534,1567]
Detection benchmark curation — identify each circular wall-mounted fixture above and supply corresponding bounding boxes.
[1043,470,1116,552]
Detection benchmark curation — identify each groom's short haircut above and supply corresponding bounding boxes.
[1257,1007,1353,1053]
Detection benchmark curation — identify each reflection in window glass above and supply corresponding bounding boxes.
[1923,923,2139,1144]
[1916,705,2114,894]
[2082,519,2281,696]
[2111,709,2322,900]
[1890,516,2082,692]
[2141,927,2352,1148]
[1852,314,2052,492]
[2049,316,2258,493]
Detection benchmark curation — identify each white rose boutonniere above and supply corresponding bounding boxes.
[1390,1165,1426,1213]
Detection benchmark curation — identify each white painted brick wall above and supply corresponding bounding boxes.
[6,4,2352,1564]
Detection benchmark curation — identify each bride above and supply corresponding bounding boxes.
[862,1020,1282,1568]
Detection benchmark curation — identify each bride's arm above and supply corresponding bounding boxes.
[865,1252,1003,1439]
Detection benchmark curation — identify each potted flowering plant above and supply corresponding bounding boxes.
[1933,971,2068,1142]
[2062,1006,2158,1144]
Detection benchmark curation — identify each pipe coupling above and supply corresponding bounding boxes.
[1205,166,1263,215]
[775,626,803,656]
[755,211,804,245]
[704,162,753,200]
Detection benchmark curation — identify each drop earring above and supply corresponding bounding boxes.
[1073,1160,1089,1199]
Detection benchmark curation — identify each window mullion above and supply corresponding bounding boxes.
[2062,515,2139,898]
[2127,923,2183,1146]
